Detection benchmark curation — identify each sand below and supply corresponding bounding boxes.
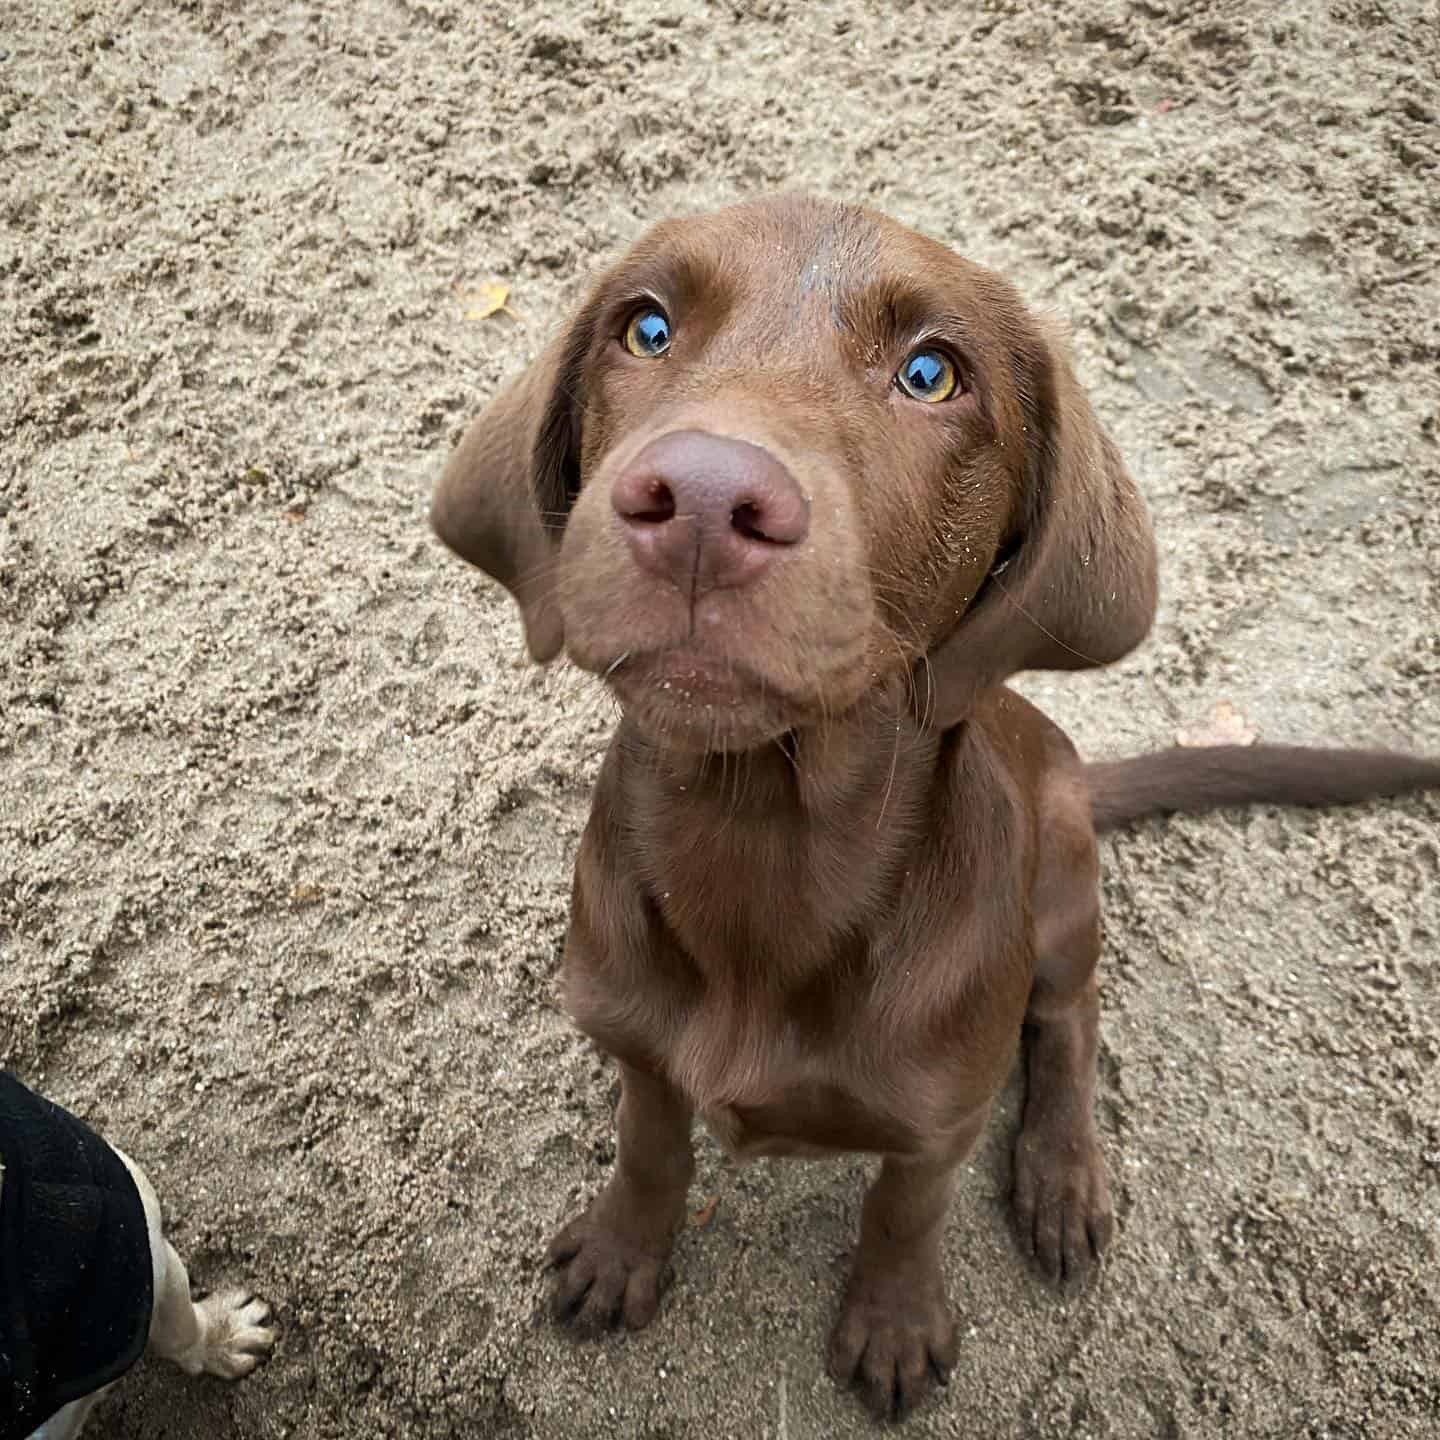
[2,1,1437,1436]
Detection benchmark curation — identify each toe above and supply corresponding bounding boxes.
[893,1343,933,1420]
[201,1288,249,1322]
[572,1263,626,1336]
[1061,1202,1091,1282]
[236,1324,277,1356]
[929,1316,959,1377]
[827,1308,866,1384]
[550,1250,599,1324]
[857,1347,897,1421]
[1033,1194,1063,1280]
[620,1263,661,1330]
[547,1221,583,1267]
[1088,1202,1115,1260]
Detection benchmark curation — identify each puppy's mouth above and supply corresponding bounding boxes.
[599,647,826,751]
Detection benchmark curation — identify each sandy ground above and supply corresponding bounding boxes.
[3,1,1439,1436]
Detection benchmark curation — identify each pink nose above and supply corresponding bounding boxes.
[611,430,810,592]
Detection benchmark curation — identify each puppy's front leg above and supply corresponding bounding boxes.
[829,1117,984,1421]
[1012,767,1114,1284]
[548,1061,694,1335]
[1013,974,1113,1281]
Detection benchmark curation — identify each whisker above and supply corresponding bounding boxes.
[771,733,800,775]
[875,711,903,831]
[917,649,936,731]
[989,570,1107,668]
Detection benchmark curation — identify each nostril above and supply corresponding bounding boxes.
[731,492,809,546]
[731,502,769,543]
[617,476,677,525]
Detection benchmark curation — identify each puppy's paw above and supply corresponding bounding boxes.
[1012,1122,1113,1285]
[828,1267,957,1421]
[194,1290,277,1379]
[546,1205,673,1336]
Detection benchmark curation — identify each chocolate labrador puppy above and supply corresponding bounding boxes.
[431,194,1439,1420]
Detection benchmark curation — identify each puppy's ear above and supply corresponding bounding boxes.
[915,319,1158,728]
[430,309,597,663]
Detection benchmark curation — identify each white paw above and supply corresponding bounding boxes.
[195,1289,277,1379]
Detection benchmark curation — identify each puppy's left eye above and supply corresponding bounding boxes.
[623,307,673,358]
[896,348,959,403]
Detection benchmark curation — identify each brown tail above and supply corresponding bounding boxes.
[1086,744,1440,833]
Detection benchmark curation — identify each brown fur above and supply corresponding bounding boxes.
[431,194,1440,1421]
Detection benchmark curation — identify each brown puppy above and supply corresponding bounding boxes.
[431,195,1440,1421]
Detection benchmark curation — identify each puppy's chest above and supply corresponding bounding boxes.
[582,770,977,1158]
[586,972,948,1160]
[696,1066,924,1161]
[699,998,961,1159]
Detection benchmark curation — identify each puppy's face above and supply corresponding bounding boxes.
[434,195,1155,750]
[553,200,1036,750]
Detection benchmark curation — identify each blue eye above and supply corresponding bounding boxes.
[623,307,672,358]
[896,348,959,403]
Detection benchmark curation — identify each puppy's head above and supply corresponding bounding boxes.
[434,195,1157,750]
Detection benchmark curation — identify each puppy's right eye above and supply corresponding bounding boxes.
[623,307,673,358]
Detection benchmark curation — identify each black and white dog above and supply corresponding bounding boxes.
[1,1071,275,1440]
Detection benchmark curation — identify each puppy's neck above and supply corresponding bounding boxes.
[619,681,934,820]
[610,683,955,988]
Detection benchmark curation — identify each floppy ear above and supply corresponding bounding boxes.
[430,309,597,663]
[915,319,1159,728]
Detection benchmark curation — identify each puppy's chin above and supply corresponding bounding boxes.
[599,649,832,755]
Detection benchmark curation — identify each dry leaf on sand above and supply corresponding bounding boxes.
[1176,699,1257,749]
[459,281,521,322]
